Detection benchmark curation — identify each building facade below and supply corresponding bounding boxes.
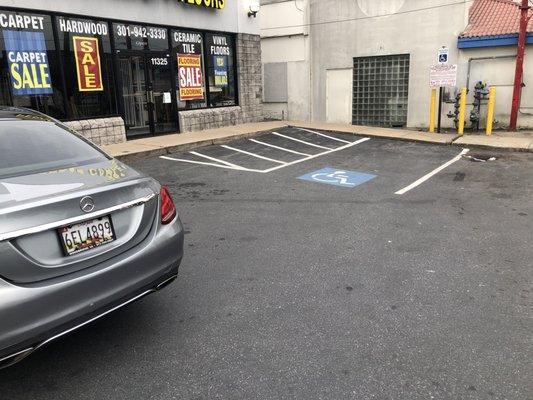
[0,0,263,145]
[261,0,533,130]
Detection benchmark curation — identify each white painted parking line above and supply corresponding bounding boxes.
[394,148,470,195]
[161,135,371,174]
[221,145,287,165]
[259,137,371,174]
[249,138,312,157]
[189,151,249,170]
[272,132,332,150]
[295,127,352,144]
[160,156,241,171]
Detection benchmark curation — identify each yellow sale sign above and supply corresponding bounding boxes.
[73,36,103,91]
[178,54,204,101]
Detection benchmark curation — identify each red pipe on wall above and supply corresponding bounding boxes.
[509,0,531,131]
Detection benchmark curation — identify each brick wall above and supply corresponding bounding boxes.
[64,117,126,146]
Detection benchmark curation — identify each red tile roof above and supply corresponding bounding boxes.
[460,0,533,38]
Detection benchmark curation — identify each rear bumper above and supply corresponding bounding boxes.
[0,216,184,367]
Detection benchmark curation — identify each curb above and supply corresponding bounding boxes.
[113,124,532,162]
[289,124,532,153]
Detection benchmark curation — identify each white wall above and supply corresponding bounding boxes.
[326,68,352,123]
[309,0,471,128]
[457,47,533,130]
[261,0,532,129]
[260,0,310,121]
[0,0,260,34]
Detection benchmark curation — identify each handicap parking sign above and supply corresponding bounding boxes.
[298,167,376,188]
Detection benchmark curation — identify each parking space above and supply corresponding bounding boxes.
[161,126,470,197]
[1,129,531,400]
[162,127,370,173]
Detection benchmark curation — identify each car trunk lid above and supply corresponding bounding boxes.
[0,159,159,283]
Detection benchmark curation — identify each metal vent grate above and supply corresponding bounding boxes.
[352,54,410,127]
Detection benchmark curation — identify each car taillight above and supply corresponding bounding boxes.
[160,186,177,225]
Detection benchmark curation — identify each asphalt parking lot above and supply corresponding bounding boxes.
[1,127,531,399]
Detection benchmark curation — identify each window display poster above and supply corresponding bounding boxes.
[178,53,204,100]
[3,30,53,95]
[73,36,103,91]
[213,55,228,88]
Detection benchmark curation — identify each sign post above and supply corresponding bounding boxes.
[429,63,457,133]
[431,47,452,133]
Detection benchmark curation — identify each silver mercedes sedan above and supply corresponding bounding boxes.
[0,107,184,368]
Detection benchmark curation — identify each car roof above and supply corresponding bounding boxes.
[0,107,55,122]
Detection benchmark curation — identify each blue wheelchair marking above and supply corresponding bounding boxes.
[298,167,376,188]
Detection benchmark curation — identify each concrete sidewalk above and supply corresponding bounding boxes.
[102,120,533,160]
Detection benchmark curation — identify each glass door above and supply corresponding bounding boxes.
[118,52,176,138]
[147,54,175,134]
[117,54,150,137]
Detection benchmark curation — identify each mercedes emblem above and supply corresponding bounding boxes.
[80,196,95,213]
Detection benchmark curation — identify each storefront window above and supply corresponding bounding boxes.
[0,10,65,119]
[172,30,206,110]
[56,16,117,119]
[113,23,168,51]
[205,33,236,107]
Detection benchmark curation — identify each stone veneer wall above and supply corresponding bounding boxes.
[63,117,126,146]
[179,33,263,133]
[179,106,243,132]
[236,33,263,123]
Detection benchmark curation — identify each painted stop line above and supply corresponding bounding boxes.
[298,167,376,188]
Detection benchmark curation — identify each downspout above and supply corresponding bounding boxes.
[509,0,531,131]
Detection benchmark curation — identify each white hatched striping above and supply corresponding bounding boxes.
[159,156,240,171]
[295,127,352,144]
[220,145,287,165]
[249,138,312,157]
[271,132,332,150]
[189,151,248,170]
[258,137,371,174]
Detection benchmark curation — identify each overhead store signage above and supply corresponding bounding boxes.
[429,64,457,87]
[3,30,53,95]
[178,0,225,10]
[174,31,205,101]
[73,37,103,91]
[0,13,45,30]
[113,23,167,51]
[58,18,108,36]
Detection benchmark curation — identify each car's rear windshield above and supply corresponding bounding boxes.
[0,120,108,179]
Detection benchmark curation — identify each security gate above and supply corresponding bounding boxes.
[352,54,410,127]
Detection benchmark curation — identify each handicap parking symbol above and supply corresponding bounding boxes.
[298,167,376,188]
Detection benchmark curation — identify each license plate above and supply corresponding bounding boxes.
[58,216,116,256]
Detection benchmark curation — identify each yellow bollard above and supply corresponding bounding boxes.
[486,87,496,136]
[429,88,437,133]
[458,87,467,135]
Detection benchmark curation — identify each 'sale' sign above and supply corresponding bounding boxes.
[73,36,103,91]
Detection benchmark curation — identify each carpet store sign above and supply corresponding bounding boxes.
[4,30,52,95]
